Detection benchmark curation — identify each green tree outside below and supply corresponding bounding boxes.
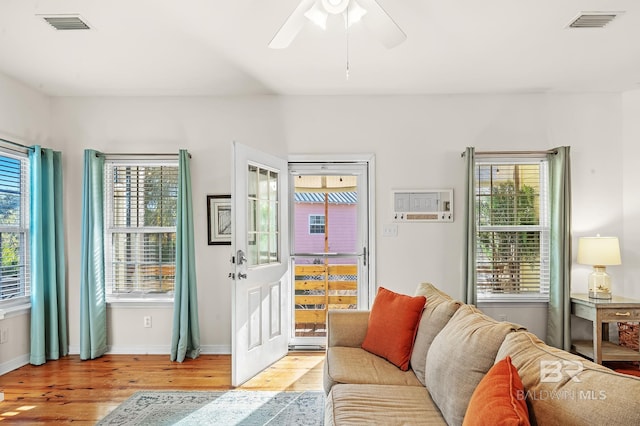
[477,167,540,293]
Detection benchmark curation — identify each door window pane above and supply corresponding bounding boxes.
[248,165,258,199]
[293,179,358,254]
[259,168,269,200]
[247,164,279,266]
[292,173,362,338]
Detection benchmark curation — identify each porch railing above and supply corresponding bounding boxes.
[294,264,358,337]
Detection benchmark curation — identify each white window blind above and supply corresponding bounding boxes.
[104,161,178,297]
[0,151,30,302]
[475,160,550,298]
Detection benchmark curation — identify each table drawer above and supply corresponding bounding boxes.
[600,308,640,322]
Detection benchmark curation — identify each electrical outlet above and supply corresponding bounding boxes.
[382,224,398,237]
[143,316,152,328]
[0,327,8,344]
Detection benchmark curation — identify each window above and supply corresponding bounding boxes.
[475,159,550,299]
[309,214,325,235]
[104,161,178,297]
[0,151,29,303]
[247,164,279,266]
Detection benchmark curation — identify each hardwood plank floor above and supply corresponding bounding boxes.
[0,352,325,425]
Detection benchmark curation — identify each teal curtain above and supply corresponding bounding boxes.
[29,146,67,365]
[463,147,477,305]
[546,146,572,350]
[171,150,201,362]
[79,149,108,360]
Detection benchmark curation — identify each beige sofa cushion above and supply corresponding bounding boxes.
[326,384,447,426]
[411,282,462,385]
[497,331,640,426]
[324,347,423,392]
[414,281,457,301]
[327,310,370,348]
[425,304,523,426]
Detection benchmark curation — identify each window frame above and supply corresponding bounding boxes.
[103,159,178,301]
[0,147,30,308]
[474,157,550,303]
[308,214,326,235]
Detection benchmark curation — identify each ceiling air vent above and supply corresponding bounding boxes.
[568,12,621,28]
[39,14,91,30]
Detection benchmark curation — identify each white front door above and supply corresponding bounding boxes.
[231,142,290,387]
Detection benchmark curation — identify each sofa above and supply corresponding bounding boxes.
[323,283,640,425]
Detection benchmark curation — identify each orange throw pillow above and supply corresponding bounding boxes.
[463,356,530,426]
[361,287,426,371]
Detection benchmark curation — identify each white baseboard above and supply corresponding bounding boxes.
[67,344,231,356]
[0,344,233,377]
[0,354,29,375]
[0,345,233,376]
[200,344,231,354]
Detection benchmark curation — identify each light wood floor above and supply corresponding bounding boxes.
[0,352,325,425]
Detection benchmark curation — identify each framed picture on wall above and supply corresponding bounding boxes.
[207,194,231,245]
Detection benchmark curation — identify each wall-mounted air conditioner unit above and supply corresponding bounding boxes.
[392,189,453,222]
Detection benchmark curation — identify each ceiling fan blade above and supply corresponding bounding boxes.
[358,0,407,48]
[269,0,316,49]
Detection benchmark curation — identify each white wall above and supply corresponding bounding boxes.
[0,72,51,372]
[48,93,625,353]
[51,96,289,354]
[622,90,640,300]
[0,72,51,145]
[0,63,634,364]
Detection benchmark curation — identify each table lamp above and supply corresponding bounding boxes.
[576,235,621,299]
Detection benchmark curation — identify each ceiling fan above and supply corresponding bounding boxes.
[269,0,406,49]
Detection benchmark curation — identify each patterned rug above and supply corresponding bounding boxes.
[97,390,325,426]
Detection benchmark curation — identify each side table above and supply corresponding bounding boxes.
[571,293,640,364]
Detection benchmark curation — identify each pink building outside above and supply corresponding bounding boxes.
[293,192,357,265]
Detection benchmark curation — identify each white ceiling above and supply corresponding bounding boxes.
[1,0,640,97]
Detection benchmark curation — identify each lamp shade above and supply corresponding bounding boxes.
[577,236,621,266]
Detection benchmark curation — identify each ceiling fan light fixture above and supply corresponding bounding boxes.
[304,2,329,29]
[345,1,367,27]
[322,0,349,15]
[269,0,406,49]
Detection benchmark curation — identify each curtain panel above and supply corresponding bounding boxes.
[463,147,476,305]
[79,150,108,360]
[170,150,201,362]
[29,146,67,365]
[546,146,572,350]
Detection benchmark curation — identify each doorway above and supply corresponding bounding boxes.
[288,160,374,348]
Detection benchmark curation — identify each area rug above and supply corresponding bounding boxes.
[605,361,640,378]
[96,390,325,426]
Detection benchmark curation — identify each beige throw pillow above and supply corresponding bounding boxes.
[425,304,523,426]
[410,283,461,385]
